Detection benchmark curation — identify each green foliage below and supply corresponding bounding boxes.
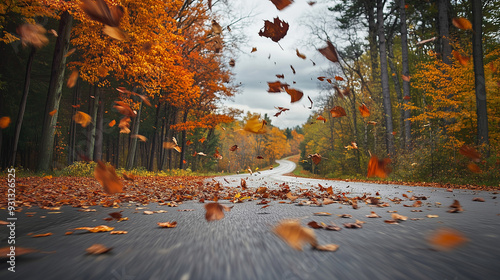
[59,161,97,177]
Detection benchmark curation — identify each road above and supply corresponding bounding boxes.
[1,159,500,280]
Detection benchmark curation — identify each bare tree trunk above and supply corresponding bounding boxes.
[471,0,489,149]
[148,101,162,171]
[364,0,379,84]
[11,47,36,167]
[377,0,395,156]
[126,102,143,170]
[37,11,73,171]
[387,43,405,151]
[437,0,452,64]
[400,0,411,150]
[86,86,99,160]
[179,110,189,169]
[67,79,80,164]
[93,96,104,161]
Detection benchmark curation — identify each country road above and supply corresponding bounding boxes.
[1,159,500,280]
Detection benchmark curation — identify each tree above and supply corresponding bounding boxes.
[471,0,489,148]
[399,0,411,150]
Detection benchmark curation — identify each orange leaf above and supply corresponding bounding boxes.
[358,104,370,117]
[258,17,289,42]
[267,81,289,93]
[0,116,11,129]
[334,76,344,81]
[330,106,346,118]
[402,75,411,82]
[467,162,481,173]
[204,203,231,221]
[452,18,472,30]
[270,0,293,10]
[452,50,470,66]
[32,232,52,238]
[94,161,123,194]
[16,23,48,48]
[49,110,57,116]
[86,244,112,254]
[80,0,124,27]
[199,137,206,143]
[318,41,339,63]
[118,117,131,133]
[108,120,116,127]
[73,225,114,233]
[243,115,267,134]
[367,155,392,179]
[251,47,257,53]
[132,134,147,142]
[67,70,78,88]
[186,140,193,146]
[316,115,326,123]
[273,220,317,250]
[296,49,306,59]
[113,101,136,117]
[428,228,468,251]
[157,221,177,228]
[459,145,481,162]
[285,87,304,103]
[73,111,92,128]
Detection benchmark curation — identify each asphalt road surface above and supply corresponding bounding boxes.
[1,159,500,280]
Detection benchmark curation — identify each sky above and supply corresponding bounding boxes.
[219,0,337,129]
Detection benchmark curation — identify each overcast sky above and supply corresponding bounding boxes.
[219,0,338,129]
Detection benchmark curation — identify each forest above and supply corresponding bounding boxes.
[0,0,499,186]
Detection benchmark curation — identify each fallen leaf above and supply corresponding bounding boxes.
[426,214,439,218]
[229,145,238,152]
[472,197,485,202]
[286,192,298,202]
[110,230,128,234]
[73,225,114,233]
[157,221,177,228]
[343,223,362,229]
[32,232,52,238]
[314,212,332,216]
[86,244,112,254]
[94,161,123,194]
[314,244,339,252]
[273,220,317,250]
[448,200,464,213]
[428,228,468,251]
[366,211,381,218]
[391,213,407,221]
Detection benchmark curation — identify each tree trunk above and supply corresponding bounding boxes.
[179,110,189,169]
[37,11,73,171]
[148,101,162,171]
[86,86,99,160]
[67,79,80,164]
[93,96,104,161]
[400,0,411,150]
[126,102,143,169]
[437,0,452,64]
[364,0,379,83]
[471,0,489,148]
[10,47,36,167]
[377,0,395,156]
[387,43,405,151]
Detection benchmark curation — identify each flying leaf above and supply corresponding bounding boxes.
[290,65,296,74]
[308,1,317,5]
[276,74,284,79]
[333,85,350,98]
[359,104,370,117]
[308,153,321,165]
[448,200,464,213]
[244,115,267,134]
[416,37,437,45]
[316,116,326,123]
[285,87,303,103]
[251,47,257,53]
[211,19,222,35]
[308,96,313,109]
[113,101,136,117]
[258,17,289,42]
[49,110,57,116]
[102,25,127,41]
[136,94,151,106]
[452,50,470,66]
[108,120,116,127]
[296,49,306,59]
[118,117,130,133]
[94,161,123,194]
[229,59,236,67]
[65,48,76,57]
[48,29,58,37]
[330,106,346,118]
[334,76,344,81]
[17,23,48,48]
[270,0,293,10]
[367,155,392,178]
[428,228,468,251]
[80,0,124,27]
[131,134,147,142]
[86,244,112,254]
[0,116,11,129]
[452,18,472,30]
[402,75,411,82]
[273,220,317,250]
[267,81,289,93]
[214,149,223,160]
[205,202,231,221]
[318,41,339,63]
[67,70,79,88]
[73,111,92,128]
[467,162,482,173]
[459,145,481,162]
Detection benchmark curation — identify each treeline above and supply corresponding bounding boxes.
[0,0,247,172]
[299,0,500,184]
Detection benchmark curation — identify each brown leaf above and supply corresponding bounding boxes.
[359,104,370,117]
[428,228,468,251]
[330,106,346,118]
[343,223,362,229]
[459,145,481,162]
[286,192,298,202]
[296,49,306,59]
[205,203,231,221]
[229,145,238,152]
[290,65,296,74]
[73,111,92,128]
[314,244,339,252]
[467,162,482,173]
[366,211,381,218]
[80,0,124,27]
[314,212,332,216]
[307,221,323,229]
[118,117,131,133]
[318,41,339,63]
[157,221,178,228]
[452,18,472,30]
[0,116,11,129]
[103,25,127,40]
[448,200,464,212]
[285,87,303,103]
[270,0,293,10]
[273,220,317,250]
[251,47,257,53]
[17,23,48,48]
[211,20,222,35]
[334,76,344,81]
[0,247,39,258]
[131,134,147,142]
[367,155,392,179]
[113,101,136,117]
[258,17,289,42]
[94,161,123,194]
[402,75,411,82]
[108,211,122,220]
[472,197,485,202]
[86,244,112,254]
[229,59,236,67]
[267,81,289,93]
[391,213,408,221]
